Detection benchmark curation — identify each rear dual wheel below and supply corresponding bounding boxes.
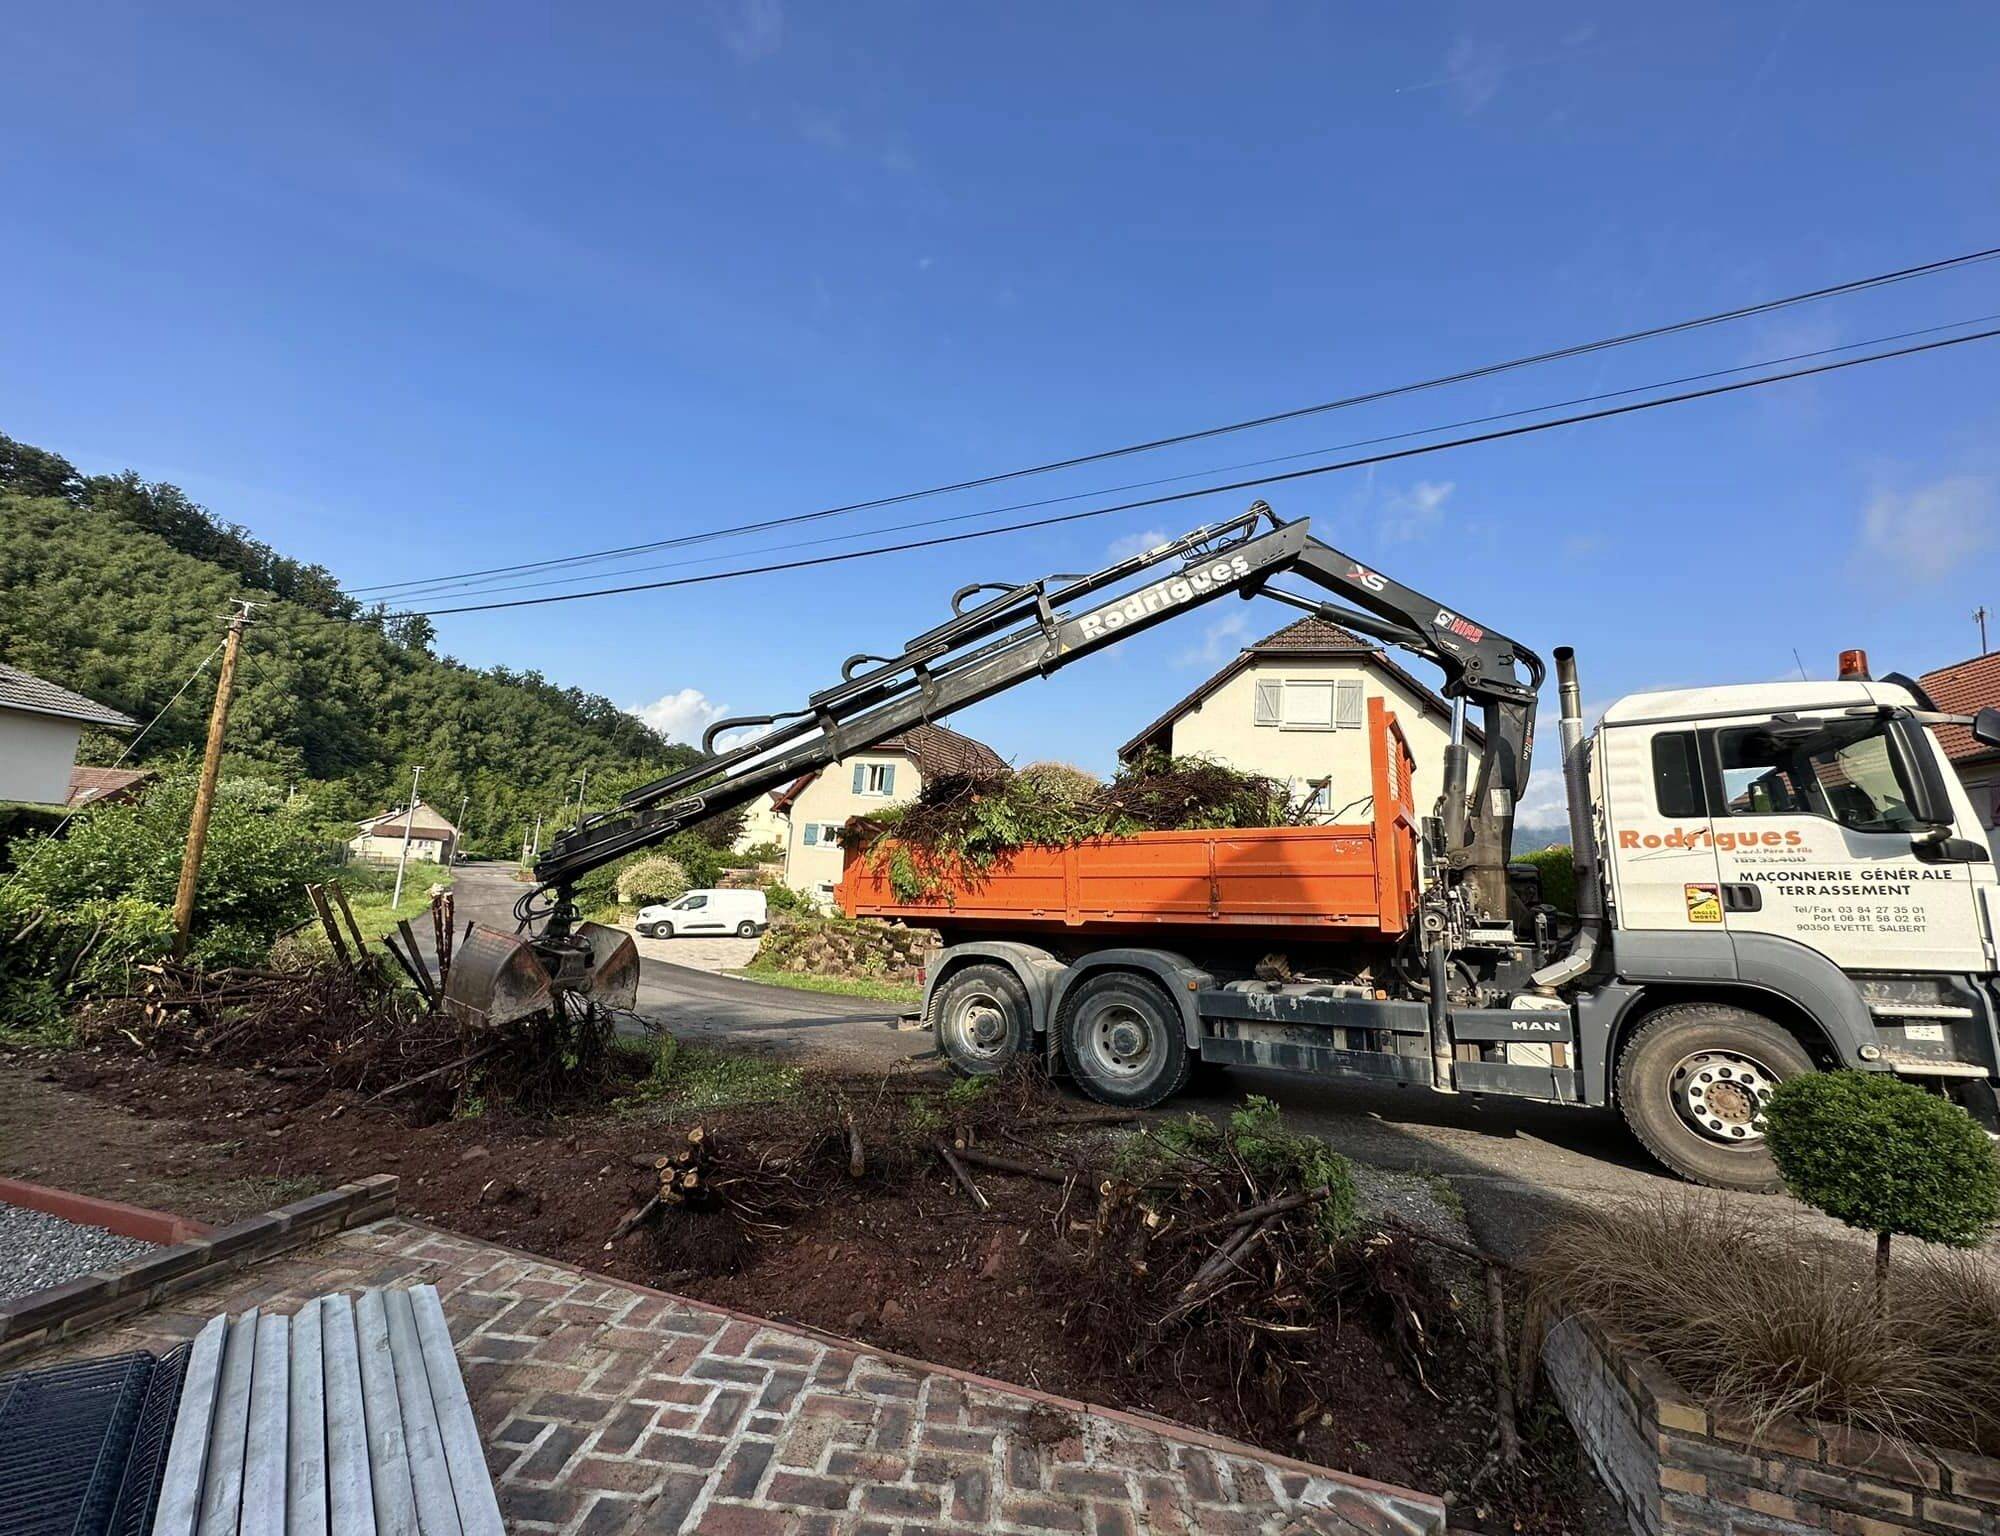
[1058,972,1191,1108]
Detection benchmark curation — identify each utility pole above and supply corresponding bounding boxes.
[572,770,589,828]
[172,603,254,961]
[530,812,542,859]
[1978,605,1991,655]
[391,764,425,908]
[455,789,470,863]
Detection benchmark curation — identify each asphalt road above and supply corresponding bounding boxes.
[443,861,1800,1259]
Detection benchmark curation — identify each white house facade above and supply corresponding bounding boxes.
[0,662,136,807]
[350,799,460,864]
[765,723,1007,905]
[1118,617,1483,825]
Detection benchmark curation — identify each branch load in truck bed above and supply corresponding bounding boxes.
[840,698,1419,941]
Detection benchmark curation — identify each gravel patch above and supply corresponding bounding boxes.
[0,1200,156,1302]
[1350,1162,1473,1245]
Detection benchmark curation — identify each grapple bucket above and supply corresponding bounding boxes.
[575,921,639,1013]
[440,923,555,1028]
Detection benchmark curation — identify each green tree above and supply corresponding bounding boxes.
[1762,1071,2000,1308]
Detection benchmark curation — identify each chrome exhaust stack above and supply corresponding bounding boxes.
[1530,646,1606,990]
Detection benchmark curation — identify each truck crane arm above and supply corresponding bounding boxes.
[444,502,1541,1026]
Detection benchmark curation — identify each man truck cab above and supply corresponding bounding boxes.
[1589,668,1999,1183]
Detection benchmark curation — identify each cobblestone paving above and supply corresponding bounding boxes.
[49,1217,1444,1536]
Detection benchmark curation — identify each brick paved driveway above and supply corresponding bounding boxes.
[52,1217,1443,1536]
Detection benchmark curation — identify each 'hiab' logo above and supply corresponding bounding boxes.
[1435,608,1485,643]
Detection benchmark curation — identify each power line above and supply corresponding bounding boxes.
[398,322,2000,618]
[369,310,2000,606]
[345,243,2000,599]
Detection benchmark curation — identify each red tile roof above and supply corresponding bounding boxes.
[767,723,1007,811]
[66,765,152,806]
[1920,651,2000,762]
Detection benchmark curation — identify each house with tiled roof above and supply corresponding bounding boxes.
[742,722,1008,904]
[349,799,460,865]
[1118,616,1482,824]
[1920,649,2000,850]
[0,661,137,806]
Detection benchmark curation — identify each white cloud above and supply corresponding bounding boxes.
[1859,475,1996,584]
[631,687,728,746]
[713,0,783,61]
[1443,35,1507,113]
[1107,527,1172,562]
[1377,480,1455,544]
[1177,612,1251,668]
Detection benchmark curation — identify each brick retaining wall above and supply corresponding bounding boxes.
[1543,1309,2000,1536]
[0,1174,398,1367]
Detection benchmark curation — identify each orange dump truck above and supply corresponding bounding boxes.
[839,697,1419,944]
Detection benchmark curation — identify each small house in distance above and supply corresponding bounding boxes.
[1118,616,1483,822]
[350,800,459,864]
[0,662,136,806]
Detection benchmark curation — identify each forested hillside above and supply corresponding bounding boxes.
[0,432,697,849]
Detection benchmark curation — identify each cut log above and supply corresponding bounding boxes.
[610,1196,663,1242]
[951,1147,1069,1184]
[1185,1185,1330,1238]
[933,1140,990,1210]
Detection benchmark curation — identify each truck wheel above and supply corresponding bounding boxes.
[933,964,1032,1078]
[1059,972,1191,1108]
[1615,1002,1815,1192]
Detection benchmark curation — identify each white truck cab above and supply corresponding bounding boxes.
[1579,669,1999,1183]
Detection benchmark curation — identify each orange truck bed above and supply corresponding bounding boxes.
[839,698,1420,941]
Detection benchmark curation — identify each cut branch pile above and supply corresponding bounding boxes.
[846,754,1308,901]
[1055,1098,1464,1440]
[77,885,617,1118]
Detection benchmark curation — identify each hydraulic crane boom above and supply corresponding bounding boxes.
[445,501,1541,1026]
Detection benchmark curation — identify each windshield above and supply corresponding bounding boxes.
[1717,718,1922,833]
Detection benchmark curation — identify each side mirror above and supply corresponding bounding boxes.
[1974,707,2000,750]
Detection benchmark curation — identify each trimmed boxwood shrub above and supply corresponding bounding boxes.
[1762,1070,2000,1304]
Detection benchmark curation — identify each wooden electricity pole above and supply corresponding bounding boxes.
[172,603,254,960]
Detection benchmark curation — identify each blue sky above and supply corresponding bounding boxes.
[5,1,1998,824]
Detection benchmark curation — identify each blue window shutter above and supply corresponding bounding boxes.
[803,824,818,846]
[882,764,896,796]
[852,764,866,794]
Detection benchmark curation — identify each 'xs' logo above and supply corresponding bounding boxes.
[1346,564,1387,593]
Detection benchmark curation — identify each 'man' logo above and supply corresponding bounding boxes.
[1076,554,1254,640]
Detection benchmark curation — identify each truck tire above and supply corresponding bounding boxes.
[1615,1002,1815,1192]
[1058,971,1191,1108]
[933,964,1033,1078]
[736,920,758,938]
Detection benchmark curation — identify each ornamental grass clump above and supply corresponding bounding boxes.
[1760,1070,2000,1310]
[1531,1196,2000,1451]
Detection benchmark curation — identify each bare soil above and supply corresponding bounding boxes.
[7,1043,1615,1534]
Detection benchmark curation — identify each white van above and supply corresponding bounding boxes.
[635,888,768,939]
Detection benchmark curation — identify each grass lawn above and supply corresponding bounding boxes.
[728,967,922,1005]
[335,861,454,941]
[620,1035,805,1114]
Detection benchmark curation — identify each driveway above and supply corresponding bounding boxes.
[444,863,917,1071]
[441,863,1808,1260]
